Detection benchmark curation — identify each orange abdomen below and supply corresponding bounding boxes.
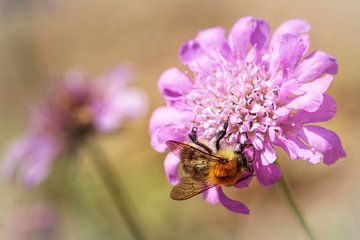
[208,160,242,186]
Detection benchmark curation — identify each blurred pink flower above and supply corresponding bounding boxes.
[3,66,147,187]
[8,202,60,240]
[150,17,346,213]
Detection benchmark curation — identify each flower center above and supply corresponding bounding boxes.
[185,61,281,150]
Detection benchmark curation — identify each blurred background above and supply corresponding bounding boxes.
[0,0,359,239]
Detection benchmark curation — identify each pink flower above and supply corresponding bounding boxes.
[3,66,147,187]
[149,17,346,213]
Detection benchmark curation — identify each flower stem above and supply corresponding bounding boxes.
[87,142,146,240]
[277,175,315,240]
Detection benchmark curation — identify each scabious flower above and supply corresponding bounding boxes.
[150,17,346,213]
[3,66,147,187]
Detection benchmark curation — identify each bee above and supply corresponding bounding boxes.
[166,120,255,200]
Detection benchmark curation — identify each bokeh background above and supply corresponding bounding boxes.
[0,0,359,239]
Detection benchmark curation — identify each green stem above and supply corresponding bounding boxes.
[277,175,315,240]
[88,142,146,240]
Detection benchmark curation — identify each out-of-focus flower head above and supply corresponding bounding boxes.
[8,202,60,240]
[3,66,147,187]
[150,16,346,213]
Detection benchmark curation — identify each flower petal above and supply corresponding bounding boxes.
[275,135,298,160]
[297,75,333,94]
[286,75,333,112]
[23,135,61,187]
[2,137,31,182]
[278,34,309,72]
[297,125,346,165]
[282,134,323,164]
[164,153,180,185]
[234,174,253,188]
[94,89,148,132]
[158,68,193,103]
[2,134,61,187]
[179,40,203,65]
[229,16,270,58]
[180,27,231,73]
[260,142,277,165]
[149,107,192,152]
[254,152,281,186]
[295,51,338,82]
[196,27,226,51]
[203,186,221,204]
[21,155,53,187]
[271,19,310,49]
[98,65,133,88]
[285,92,323,112]
[292,94,337,124]
[217,187,250,214]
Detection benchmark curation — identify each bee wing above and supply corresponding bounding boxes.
[170,176,215,200]
[166,140,222,163]
[166,140,223,178]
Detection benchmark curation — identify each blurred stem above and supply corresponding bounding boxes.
[277,175,315,240]
[88,142,146,240]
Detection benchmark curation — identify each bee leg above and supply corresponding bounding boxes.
[188,127,213,154]
[247,163,255,175]
[235,143,255,163]
[235,143,255,175]
[215,120,229,151]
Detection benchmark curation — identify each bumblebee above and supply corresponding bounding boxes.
[166,120,254,200]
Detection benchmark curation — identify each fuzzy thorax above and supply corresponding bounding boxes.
[209,148,243,186]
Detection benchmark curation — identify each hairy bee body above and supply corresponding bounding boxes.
[167,140,252,200]
[208,149,244,186]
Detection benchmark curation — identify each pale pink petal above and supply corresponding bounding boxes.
[3,134,61,187]
[260,142,277,165]
[297,75,333,94]
[99,65,133,88]
[278,78,302,101]
[112,89,148,119]
[158,68,193,103]
[254,152,281,186]
[203,186,221,204]
[229,16,270,58]
[149,107,192,152]
[286,75,333,112]
[286,92,324,112]
[2,137,31,182]
[297,125,346,165]
[271,19,310,49]
[278,34,309,72]
[21,155,53,187]
[275,135,298,160]
[250,19,270,51]
[179,27,231,73]
[164,153,180,185]
[94,89,147,132]
[149,107,191,135]
[179,40,203,65]
[295,51,338,82]
[217,187,250,214]
[292,94,336,124]
[282,135,322,164]
[22,135,61,187]
[252,137,264,150]
[196,27,226,50]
